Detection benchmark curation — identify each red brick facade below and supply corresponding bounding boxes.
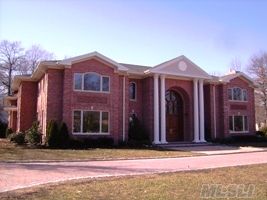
[6,53,256,144]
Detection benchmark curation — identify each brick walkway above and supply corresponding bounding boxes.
[0,151,267,193]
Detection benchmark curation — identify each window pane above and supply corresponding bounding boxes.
[102,77,110,92]
[234,116,243,131]
[129,82,136,100]
[244,116,248,131]
[83,111,100,133]
[233,88,242,100]
[228,89,232,100]
[101,112,109,133]
[243,90,248,101]
[229,116,233,131]
[74,73,82,90]
[73,111,81,132]
[84,73,101,91]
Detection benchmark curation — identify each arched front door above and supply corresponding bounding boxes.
[166,90,184,142]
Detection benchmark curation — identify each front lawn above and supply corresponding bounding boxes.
[0,139,198,161]
[1,164,266,200]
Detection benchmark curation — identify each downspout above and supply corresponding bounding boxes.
[122,75,126,142]
[213,84,217,139]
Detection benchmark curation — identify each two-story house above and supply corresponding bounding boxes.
[5,52,256,144]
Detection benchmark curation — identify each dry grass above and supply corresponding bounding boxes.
[0,139,197,161]
[1,164,266,200]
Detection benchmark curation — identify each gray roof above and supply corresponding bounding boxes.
[119,63,151,74]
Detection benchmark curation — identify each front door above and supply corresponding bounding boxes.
[166,90,184,142]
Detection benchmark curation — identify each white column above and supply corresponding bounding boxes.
[153,74,160,144]
[199,79,206,142]
[160,75,167,144]
[193,79,200,142]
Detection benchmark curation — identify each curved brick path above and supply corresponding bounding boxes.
[0,151,267,193]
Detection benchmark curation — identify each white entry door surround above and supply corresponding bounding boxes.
[149,56,210,144]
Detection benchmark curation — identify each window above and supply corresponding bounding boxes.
[73,110,109,134]
[229,115,248,132]
[84,73,101,91]
[228,87,248,101]
[129,82,136,100]
[74,73,82,90]
[74,73,110,92]
[73,111,81,132]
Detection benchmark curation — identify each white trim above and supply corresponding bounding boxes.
[153,74,160,144]
[199,79,206,142]
[193,79,200,142]
[59,51,128,71]
[147,55,211,79]
[160,75,167,144]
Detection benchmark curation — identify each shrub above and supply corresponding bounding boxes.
[46,120,60,148]
[259,126,267,137]
[0,121,7,138]
[69,137,114,149]
[10,132,25,145]
[26,121,41,145]
[58,122,70,148]
[128,114,150,145]
[5,128,13,138]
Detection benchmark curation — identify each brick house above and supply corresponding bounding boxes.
[4,52,256,144]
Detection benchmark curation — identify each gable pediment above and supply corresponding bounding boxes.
[59,51,128,71]
[148,56,211,79]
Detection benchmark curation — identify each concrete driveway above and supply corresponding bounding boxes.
[0,151,267,193]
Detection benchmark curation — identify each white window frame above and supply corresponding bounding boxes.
[129,82,137,101]
[72,110,110,135]
[229,115,249,133]
[73,72,110,93]
[228,87,248,102]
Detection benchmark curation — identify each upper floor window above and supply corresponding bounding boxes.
[74,73,110,92]
[228,87,247,101]
[129,82,136,100]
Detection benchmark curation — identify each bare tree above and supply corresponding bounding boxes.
[22,45,54,74]
[230,57,242,72]
[247,52,267,123]
[0,40,55,95]
[0,40,24,95]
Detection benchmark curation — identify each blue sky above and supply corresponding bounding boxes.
[1,0,267,74]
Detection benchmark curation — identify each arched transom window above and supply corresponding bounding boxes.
[165,90,183,115]
[74,72,110,92]
[228,87,247,101]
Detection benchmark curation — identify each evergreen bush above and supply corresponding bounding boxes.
[26,121,41,145]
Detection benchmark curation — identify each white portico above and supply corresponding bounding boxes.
[145,55,211,144]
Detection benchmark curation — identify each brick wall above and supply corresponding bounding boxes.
[62,59,126,144]
[226,77,256,136]
[17,81,38,132]
[142,77,154,140]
